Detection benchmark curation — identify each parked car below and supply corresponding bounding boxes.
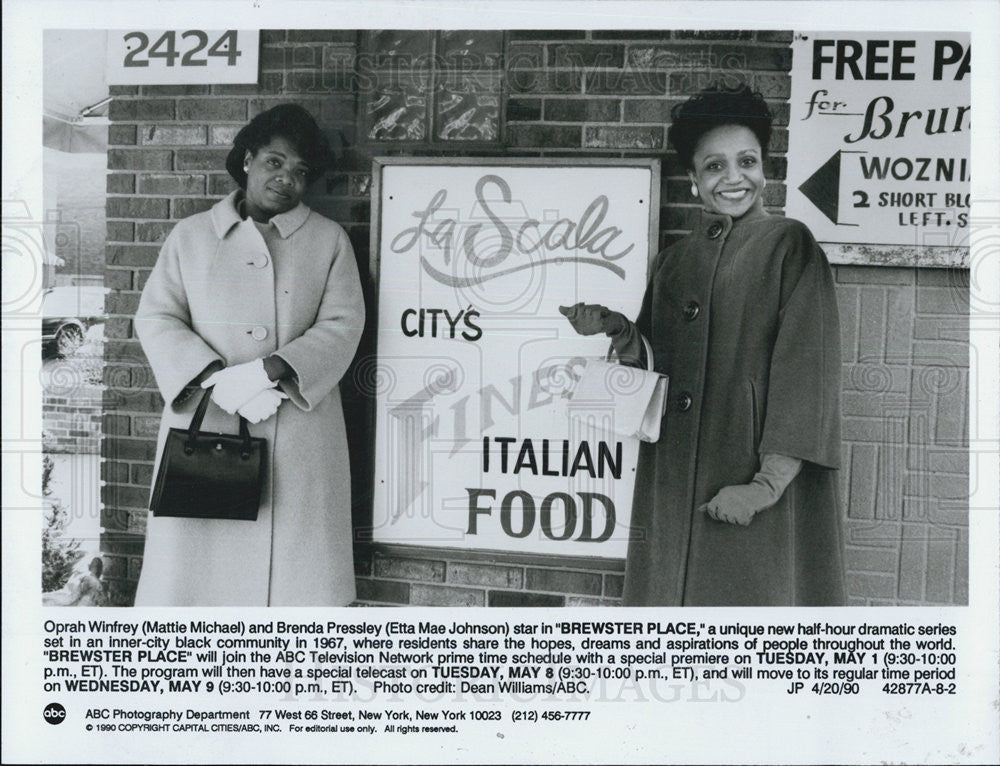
[41,285,108,358]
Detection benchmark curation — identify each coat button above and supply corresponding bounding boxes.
[707,222,723,239]
[250,326,268,341]
[683,301,700,321]
[675,392,693,412]
[251,254,269,268]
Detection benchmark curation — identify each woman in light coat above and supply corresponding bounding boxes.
[134,104,365,606]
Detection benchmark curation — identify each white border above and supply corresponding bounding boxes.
[4,3,998,764]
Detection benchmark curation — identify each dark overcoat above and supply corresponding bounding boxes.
[623,208,846,606]
[134,192,365,606]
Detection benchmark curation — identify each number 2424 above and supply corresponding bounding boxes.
[123,30,241,67]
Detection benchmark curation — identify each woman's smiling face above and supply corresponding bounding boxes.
[244,136,310,221]
[688,124,765,219]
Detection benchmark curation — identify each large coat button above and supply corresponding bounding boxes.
[250,254,269,268]
[707,222,723,239]
[675,392,693,412]
[683,301,700,321]
[250,326,268,341]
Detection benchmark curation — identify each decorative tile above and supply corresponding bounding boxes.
[366,73,430,141]
[351,174,372,197]
[363,30,502,144]
[369,30,434,67]
[439,30,503,69]
[434,73,500,141]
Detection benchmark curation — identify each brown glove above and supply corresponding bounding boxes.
[559,303,646,366]
[559,303,628,337]
[698,454,802,526]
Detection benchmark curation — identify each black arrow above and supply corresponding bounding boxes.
[798,150,842,224]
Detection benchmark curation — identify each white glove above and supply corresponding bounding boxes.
[237,388,288,424]
[201,358,276,414]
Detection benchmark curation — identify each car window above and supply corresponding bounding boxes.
[41,287,108,318]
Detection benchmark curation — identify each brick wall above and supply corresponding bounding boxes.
[354,550,624,607]
[44,391,102,454]
[101,29,968,606]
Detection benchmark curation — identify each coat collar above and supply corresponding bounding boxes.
[210,190,311,239]
[696,205,769,241]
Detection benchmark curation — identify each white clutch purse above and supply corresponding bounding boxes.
[569,338,668,442]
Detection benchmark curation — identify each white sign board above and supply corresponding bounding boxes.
[107,29,259,84]
[372,159,659,558]
[787,32,970,253]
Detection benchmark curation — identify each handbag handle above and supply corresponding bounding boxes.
[185,387,254,460]
[605,335,656,372]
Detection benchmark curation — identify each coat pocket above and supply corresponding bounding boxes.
[748,378,762,454]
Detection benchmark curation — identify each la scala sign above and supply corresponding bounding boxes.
[370,158,660,558]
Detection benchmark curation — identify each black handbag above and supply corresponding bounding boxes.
[149,387,265,521]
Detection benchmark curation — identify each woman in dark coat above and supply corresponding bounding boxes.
[562,85,845,606]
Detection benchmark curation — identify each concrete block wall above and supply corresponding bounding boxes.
[836,266,969,605]
[101,29,968,606]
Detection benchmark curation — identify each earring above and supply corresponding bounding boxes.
[690,182,699,197]
[243,165,249,172]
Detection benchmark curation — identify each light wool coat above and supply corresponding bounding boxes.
[624,209,845,606]
[134,191,365,606]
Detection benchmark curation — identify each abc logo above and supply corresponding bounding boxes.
[43,702,66,725]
